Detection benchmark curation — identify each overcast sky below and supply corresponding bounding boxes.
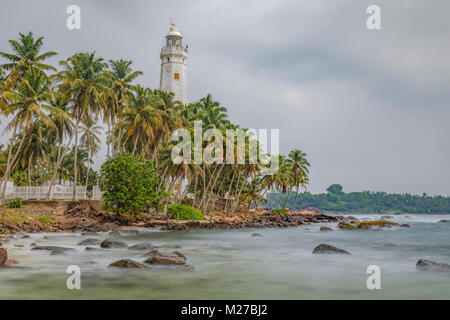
[1,0,449,195]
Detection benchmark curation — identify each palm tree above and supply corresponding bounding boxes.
[80,118,101,189]
[0,32,57,90]
[241,178,267,215]
[0,68,58,203]
[57,52,107,200]
[288,149,310,210]
[104,59,142,156]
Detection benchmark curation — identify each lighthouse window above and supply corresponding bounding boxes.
[174,73,180,80]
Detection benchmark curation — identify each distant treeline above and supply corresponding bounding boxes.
[263,184,450,213]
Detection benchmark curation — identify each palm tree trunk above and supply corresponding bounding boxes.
[85,150,91,194]
[72,108,80,201]
[283,190,291,209]
[192,173,198,207]
[224,173,235,215]
[231,168,249,214]
[293,185,300,211]
[0,130,27,204]
[277,192,284,209]
[245,200,252,216]
[28,152,33,187]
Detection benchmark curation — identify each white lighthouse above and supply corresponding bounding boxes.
[159,22,188,104]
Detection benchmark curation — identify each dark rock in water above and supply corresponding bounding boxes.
[171,251,186,260]
[50,248,67,256]
[128,242,153,251]
[31,246,75,252]
[77,239,102,246]
[144,253,186,265]
[20,235,31,239]
[251,232,263,237]
[0,248,8,264]
[399,224,410,228]
[416,259,450,273]
[438,219,449,223]
[30,242,37,247]
[141,249,160,257]
[312,244,350,255]
[381,216,393,219]
[14,244,24,248]
[100,239,128,249]
[320,226,333,232]
[108,259,149,269]
[345,216,358,221]
[81,232,99,235]
[85,246,99,251]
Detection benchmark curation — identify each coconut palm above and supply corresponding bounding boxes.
[0,68,58,203]
[56,52,107,200]
[80,118,101,189]
[288,149,310,209]
[104,59,142,156]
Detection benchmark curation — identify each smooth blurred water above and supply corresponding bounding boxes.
[0,214,449,299]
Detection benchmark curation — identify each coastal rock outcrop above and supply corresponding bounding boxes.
[108,259,149,269]
[338,220,399,230]
[0,248,7,264]
[320,226,333,232]
[251,233,263,237]
[144,252,186,265]
[416,259,450,273]
[128,242,153,251]
[31,246,75,252]
[77,239,102,246]
[312,244,350,255]
[100,239,128,249]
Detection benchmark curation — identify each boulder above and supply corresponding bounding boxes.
[399,224,410,228]
[381,216,393,219]
[144,253,186,265]
[128,242,153,251]
[20,235,31,239]
[0,248,7,264]
[141,249,161,257]
[50,248,67,256]
[312,244,350,255]
[85,246,99,251]
[438,219,449,223]
[358,220,398,229]
[251,232,263,237]
[171,251,186,260]
[108,259,149,269]
[31,246,75,252]
[416,259,450,273]
[77,239,102,246]
[320,226,333,232]
[338,221,358,229]
[100,239,128,249]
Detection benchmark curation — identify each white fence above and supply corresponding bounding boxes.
[4,185,103,200]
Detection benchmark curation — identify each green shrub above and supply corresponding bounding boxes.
[273,209,288,215]
[7,198,22,208]
[167,204,204,220]
[99,153,167,215]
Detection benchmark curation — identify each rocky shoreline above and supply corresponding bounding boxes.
[0,201,340,235]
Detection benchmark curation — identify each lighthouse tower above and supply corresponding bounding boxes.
[159,22,188,104]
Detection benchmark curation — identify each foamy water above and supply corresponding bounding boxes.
[0,214,449,299]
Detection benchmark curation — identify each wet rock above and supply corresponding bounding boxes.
[14,244,24,248]
[438,219,449,223]
[128,242,153,251]
[85,246,99,251]
[320,226,333,232]
[251,232,263,237]
[77,239,102,246]
[118,228,139,235]
[358,220,398,229]
[20,235,31,239]
[144,253,186,265]
[108,259,149,269]
[0,248,7,264]
[50,248,67,256]
[141,249,160,257]
[172,251,186,260]
[338,221,359,230]
[31,246,75,252]
[416,259,450,273]
[30,242,37,247]
[312,244,350,255]
[344,216,358,221]
[381,216,393,219]
[399,224,410,228]
[100,239,128,249]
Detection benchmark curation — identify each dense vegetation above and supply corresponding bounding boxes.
[167,204,204,220]
[0,32,311,216]
[265,184,450,213]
